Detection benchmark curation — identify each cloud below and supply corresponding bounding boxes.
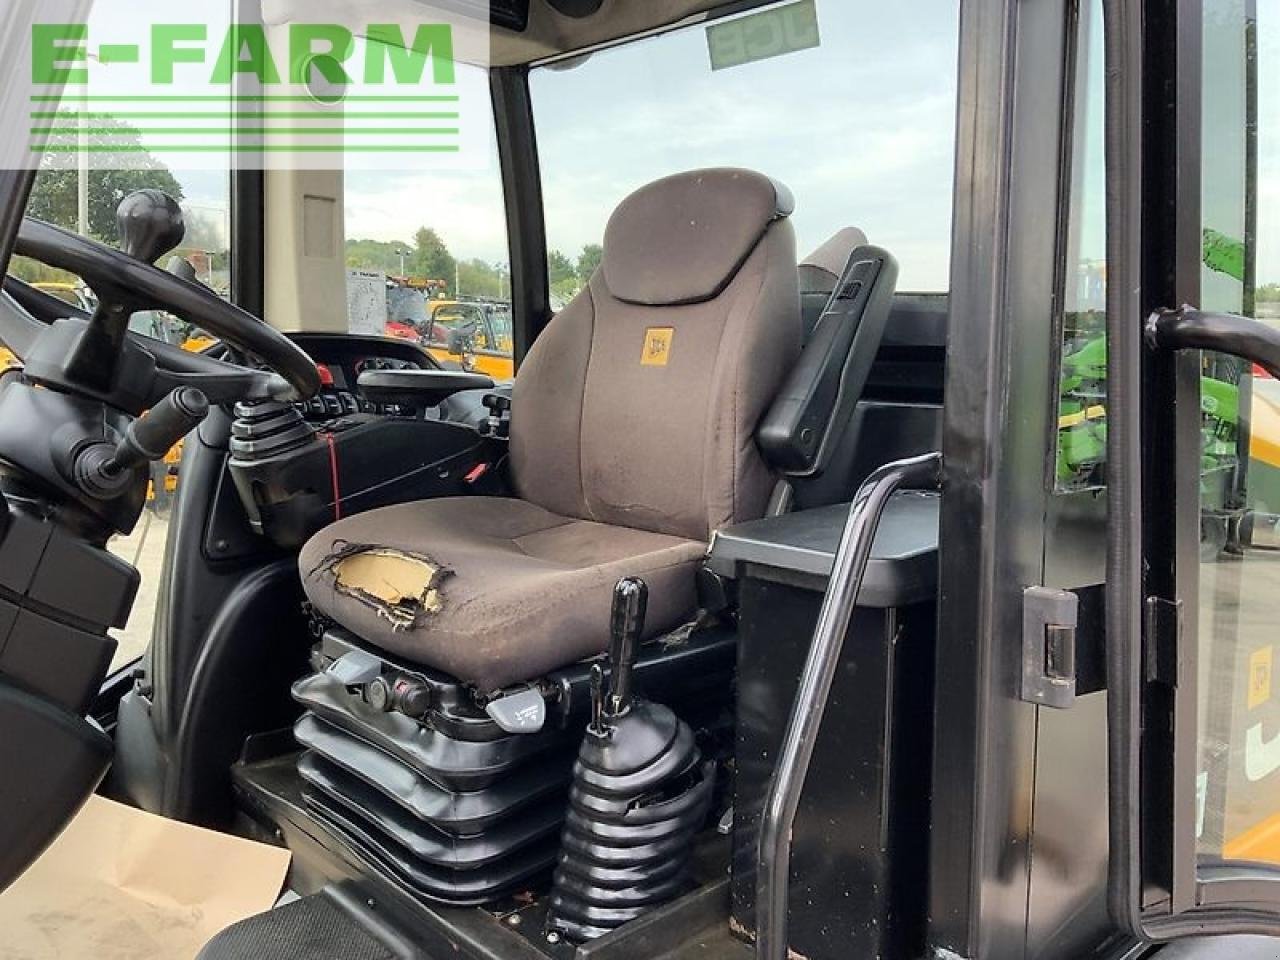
[344,163,508,262]
[533,42,959,288]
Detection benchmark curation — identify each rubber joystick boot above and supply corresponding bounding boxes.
[545,578,715,942]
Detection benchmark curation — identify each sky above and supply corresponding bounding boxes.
[159,0,1276,292]
[1257,0,1280,289]
[340,0,962,291]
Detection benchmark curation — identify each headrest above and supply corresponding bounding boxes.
[798,227,869,293]
[601,168,794,306]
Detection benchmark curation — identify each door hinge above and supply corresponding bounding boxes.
[1143,595,1183,686]
[1020,586,1079,709]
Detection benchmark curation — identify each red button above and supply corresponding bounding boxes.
[316,363,334,386]
[464,462,490,484]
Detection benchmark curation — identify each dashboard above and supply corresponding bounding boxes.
[285,333,439,421]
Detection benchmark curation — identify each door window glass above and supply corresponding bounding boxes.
[1054,1,1108,493]
[1195,0,1280,867]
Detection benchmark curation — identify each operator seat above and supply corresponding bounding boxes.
[299,168,801,692]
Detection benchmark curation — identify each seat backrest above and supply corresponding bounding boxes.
[798,227,868,340]
[510,168,802,543]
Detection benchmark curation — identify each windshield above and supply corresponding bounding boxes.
[530,0,960,300]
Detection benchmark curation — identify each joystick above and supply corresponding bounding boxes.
[545,578,715,942]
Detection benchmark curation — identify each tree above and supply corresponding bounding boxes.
[27,120,184,243]
[457,258,503,299]
[411,227,456,287]
[346,237,407,274]
[548,248,580,302]
[576,243,603,283]
[548,249,575,286]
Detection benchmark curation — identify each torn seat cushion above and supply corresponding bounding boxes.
[299,496,706,692]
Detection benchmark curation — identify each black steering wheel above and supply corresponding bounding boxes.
[0,190,320,412]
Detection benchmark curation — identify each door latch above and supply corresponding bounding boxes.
[1021,586,1079,709]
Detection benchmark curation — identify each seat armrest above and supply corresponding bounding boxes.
[758,245,898,477]
[357,369,496,409]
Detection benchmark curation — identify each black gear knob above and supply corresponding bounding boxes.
[116,189,185,264]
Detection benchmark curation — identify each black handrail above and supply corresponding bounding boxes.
[754,451,943,960]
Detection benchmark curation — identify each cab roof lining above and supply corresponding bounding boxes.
[264,0,767,68]
[491,0,742,67]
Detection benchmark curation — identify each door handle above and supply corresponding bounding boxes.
[1145,305,1280,378]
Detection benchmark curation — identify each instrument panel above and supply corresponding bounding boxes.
[284,333,438,421]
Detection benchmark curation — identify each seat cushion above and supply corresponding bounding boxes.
[299,497,707,692]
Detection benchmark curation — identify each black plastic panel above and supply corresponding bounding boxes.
[730,588,935,960]
[0,680,113,889]
[316,624,738,739]
[296,719,574,833]
[305,774,559,906]
[706,491,940,606]
[791,400,942,510]
[0,598,116,713]
[0,499,136,712]
[228,415,490,549]
[302,755,563,869]
[293,671,572,791]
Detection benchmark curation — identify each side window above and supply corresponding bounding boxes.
[343,66,511,380]
[4,163,232,676]
[529,1,960,303]
[1194,0,1280,867]
[1054,1,1108,493]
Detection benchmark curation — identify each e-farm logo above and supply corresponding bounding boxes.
[27,21,467,169]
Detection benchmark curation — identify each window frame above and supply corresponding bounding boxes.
[491,66,549,367]
[928,0,1089,952]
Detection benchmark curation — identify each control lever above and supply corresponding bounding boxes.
[606,577,647,717]
[547,575,714,942]
[481,393,511,438]
[72,387,209,499]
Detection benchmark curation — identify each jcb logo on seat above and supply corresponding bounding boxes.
[641,327,674,366]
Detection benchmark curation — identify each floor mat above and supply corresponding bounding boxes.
[0,794,290,960]
[196,895,396,960]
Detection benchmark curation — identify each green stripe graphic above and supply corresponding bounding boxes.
[31,95,459,103]
[32,127,460,136]
[32,144,461,153]
[31,111,458,120]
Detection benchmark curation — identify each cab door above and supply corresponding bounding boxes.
[1108,0,1280,938]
